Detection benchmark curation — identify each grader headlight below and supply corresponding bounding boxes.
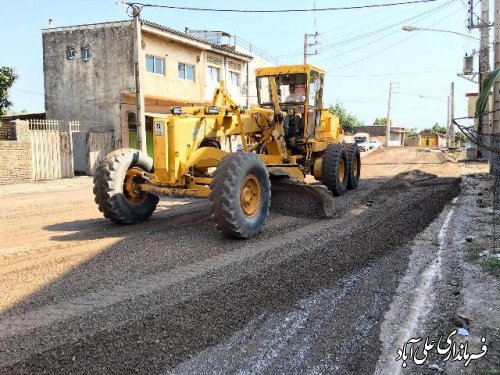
[206,106,220,115]
[171,106,183,115]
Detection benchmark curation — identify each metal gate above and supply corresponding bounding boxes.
[70,122,114,176]
[29,120,73,180]
[29,120,114,180]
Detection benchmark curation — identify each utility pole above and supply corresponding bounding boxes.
[478,0,491,157]
[303,32,319,64]
[446,95,451,148]
[132,5,146,154]
[386,82,392,147]
[450,82,455,147]
[492,0,500,173]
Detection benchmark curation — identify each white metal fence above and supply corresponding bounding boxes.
[28,120,113,180]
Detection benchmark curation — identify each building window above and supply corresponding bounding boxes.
[146,55,165,75]
[82,47,91,61]
[178,63,194,81]
[66,48,75,60]
[229,71,240,87]
[207,65,220,82]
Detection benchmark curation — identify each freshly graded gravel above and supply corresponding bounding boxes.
[0,166,460,374]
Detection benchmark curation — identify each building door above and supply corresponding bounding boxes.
[128,112,154,157]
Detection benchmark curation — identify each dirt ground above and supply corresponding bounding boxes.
[0,146,496,374]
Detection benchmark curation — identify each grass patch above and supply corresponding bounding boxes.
[482,256,500,277]
[467,243,485,262]
[476,368,500,375]
[446,149,466,161]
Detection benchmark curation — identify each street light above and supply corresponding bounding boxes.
[402,26,488,43]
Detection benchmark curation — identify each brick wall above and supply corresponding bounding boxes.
[0,122,9,140]
[0,141,32,184]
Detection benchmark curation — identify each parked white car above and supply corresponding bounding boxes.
[368,140,382,150]
[354,132,370,151]
[355,139,370,151]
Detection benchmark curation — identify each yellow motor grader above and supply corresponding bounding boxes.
[93,64,361,238]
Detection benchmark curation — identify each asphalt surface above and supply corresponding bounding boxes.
[0,148,463,374]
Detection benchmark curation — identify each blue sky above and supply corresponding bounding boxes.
[0,0,485,129]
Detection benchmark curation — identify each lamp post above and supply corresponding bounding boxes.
[403,26,485,148]
[402,26,488,43]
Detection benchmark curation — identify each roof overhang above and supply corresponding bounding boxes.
[142,20,252,62]
[256,64,325,76]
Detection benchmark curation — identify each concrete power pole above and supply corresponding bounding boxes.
[303,32,318,64]
[450,82,455,147]
[478,0,491,158]
[447,95,451,148]
[492,0,500,173]
[386,82,393,147]
[303,34,307,64]
[133,5,147,154]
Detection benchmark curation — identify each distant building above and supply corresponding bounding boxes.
[404,131,447,148]
[419,131,447,148]
[354,125,406,146]
[42,20,273,152]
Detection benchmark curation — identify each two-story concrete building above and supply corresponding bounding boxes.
[42,20,272,153]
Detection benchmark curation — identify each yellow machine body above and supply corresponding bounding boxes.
[144,64,345,198]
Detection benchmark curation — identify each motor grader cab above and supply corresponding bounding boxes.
[256,65,325,145]
[93,64,361,238]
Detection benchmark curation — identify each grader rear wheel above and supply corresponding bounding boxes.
[209,152,271,238]
[321,144,348,196]
[345,143,361,189]
[93,148,159,224]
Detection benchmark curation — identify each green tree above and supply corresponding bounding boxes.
[374,117,391,126]
[329,103,362,133]
[431,122,447,134]
[406,127,418,136]
[0,67,18,116]
[423,123,447,134]
[455,131,467,145]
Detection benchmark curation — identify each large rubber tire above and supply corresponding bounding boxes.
[345,143,361,190]
[93,148,159,224]
[321,144,348,196]
[209,152,271,239]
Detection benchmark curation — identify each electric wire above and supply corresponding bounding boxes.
[274,0,455,62]
[323,2,465,73]
[127,0,439,14]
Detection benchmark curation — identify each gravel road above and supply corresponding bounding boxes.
[0,148,481,374]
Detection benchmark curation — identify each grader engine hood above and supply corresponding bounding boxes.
[152,111,266,185]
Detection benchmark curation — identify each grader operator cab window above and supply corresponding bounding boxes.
[307,71,324,139]
[257,74,307,106]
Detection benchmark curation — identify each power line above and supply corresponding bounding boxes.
[127,0,439,14]
[324,2,464,72]
[332,70,456,77]
[274,0,454,61]
[313,0,456,62]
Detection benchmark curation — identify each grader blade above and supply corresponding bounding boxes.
[269,176,334,219]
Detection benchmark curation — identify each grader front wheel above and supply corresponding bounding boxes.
[93,149,159,224]
[209,153,271,238]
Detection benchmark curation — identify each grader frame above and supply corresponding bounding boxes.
[93,64,361,238]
